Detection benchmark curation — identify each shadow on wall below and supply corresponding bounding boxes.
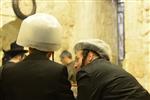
[0,18,22,50]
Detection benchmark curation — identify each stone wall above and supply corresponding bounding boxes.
[0,0,118,63]
[124,0,150,92]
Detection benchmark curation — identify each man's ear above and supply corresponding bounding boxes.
[87,51,94,62]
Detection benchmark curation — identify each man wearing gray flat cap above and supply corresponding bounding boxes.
[74,39,150,100]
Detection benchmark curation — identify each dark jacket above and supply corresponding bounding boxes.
[0,52,75,100]
[77,59,150,100]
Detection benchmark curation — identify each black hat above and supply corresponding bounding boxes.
[3,41,28,58]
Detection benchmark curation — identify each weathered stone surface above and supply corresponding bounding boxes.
[0,0,118,63]
[124,0,150,92]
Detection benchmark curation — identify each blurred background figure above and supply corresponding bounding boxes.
[60,50,76,83]
[2,41,28,65]
[60,50,77,98]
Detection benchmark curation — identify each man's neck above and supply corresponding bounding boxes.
[9,58,20,63]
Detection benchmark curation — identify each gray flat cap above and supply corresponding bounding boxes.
[74,39,111,59]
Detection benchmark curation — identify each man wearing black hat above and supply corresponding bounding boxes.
[0,41,28,99]
[2,41,28,65]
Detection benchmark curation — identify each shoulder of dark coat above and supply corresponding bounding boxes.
[0,66,3,80]
[76,69,89,81]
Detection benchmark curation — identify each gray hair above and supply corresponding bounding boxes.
[60,50,72,59]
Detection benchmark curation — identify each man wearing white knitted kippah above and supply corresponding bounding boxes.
[0,13,75,100]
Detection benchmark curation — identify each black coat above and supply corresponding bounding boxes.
[0,52,75,100]
[77,59,150,100]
